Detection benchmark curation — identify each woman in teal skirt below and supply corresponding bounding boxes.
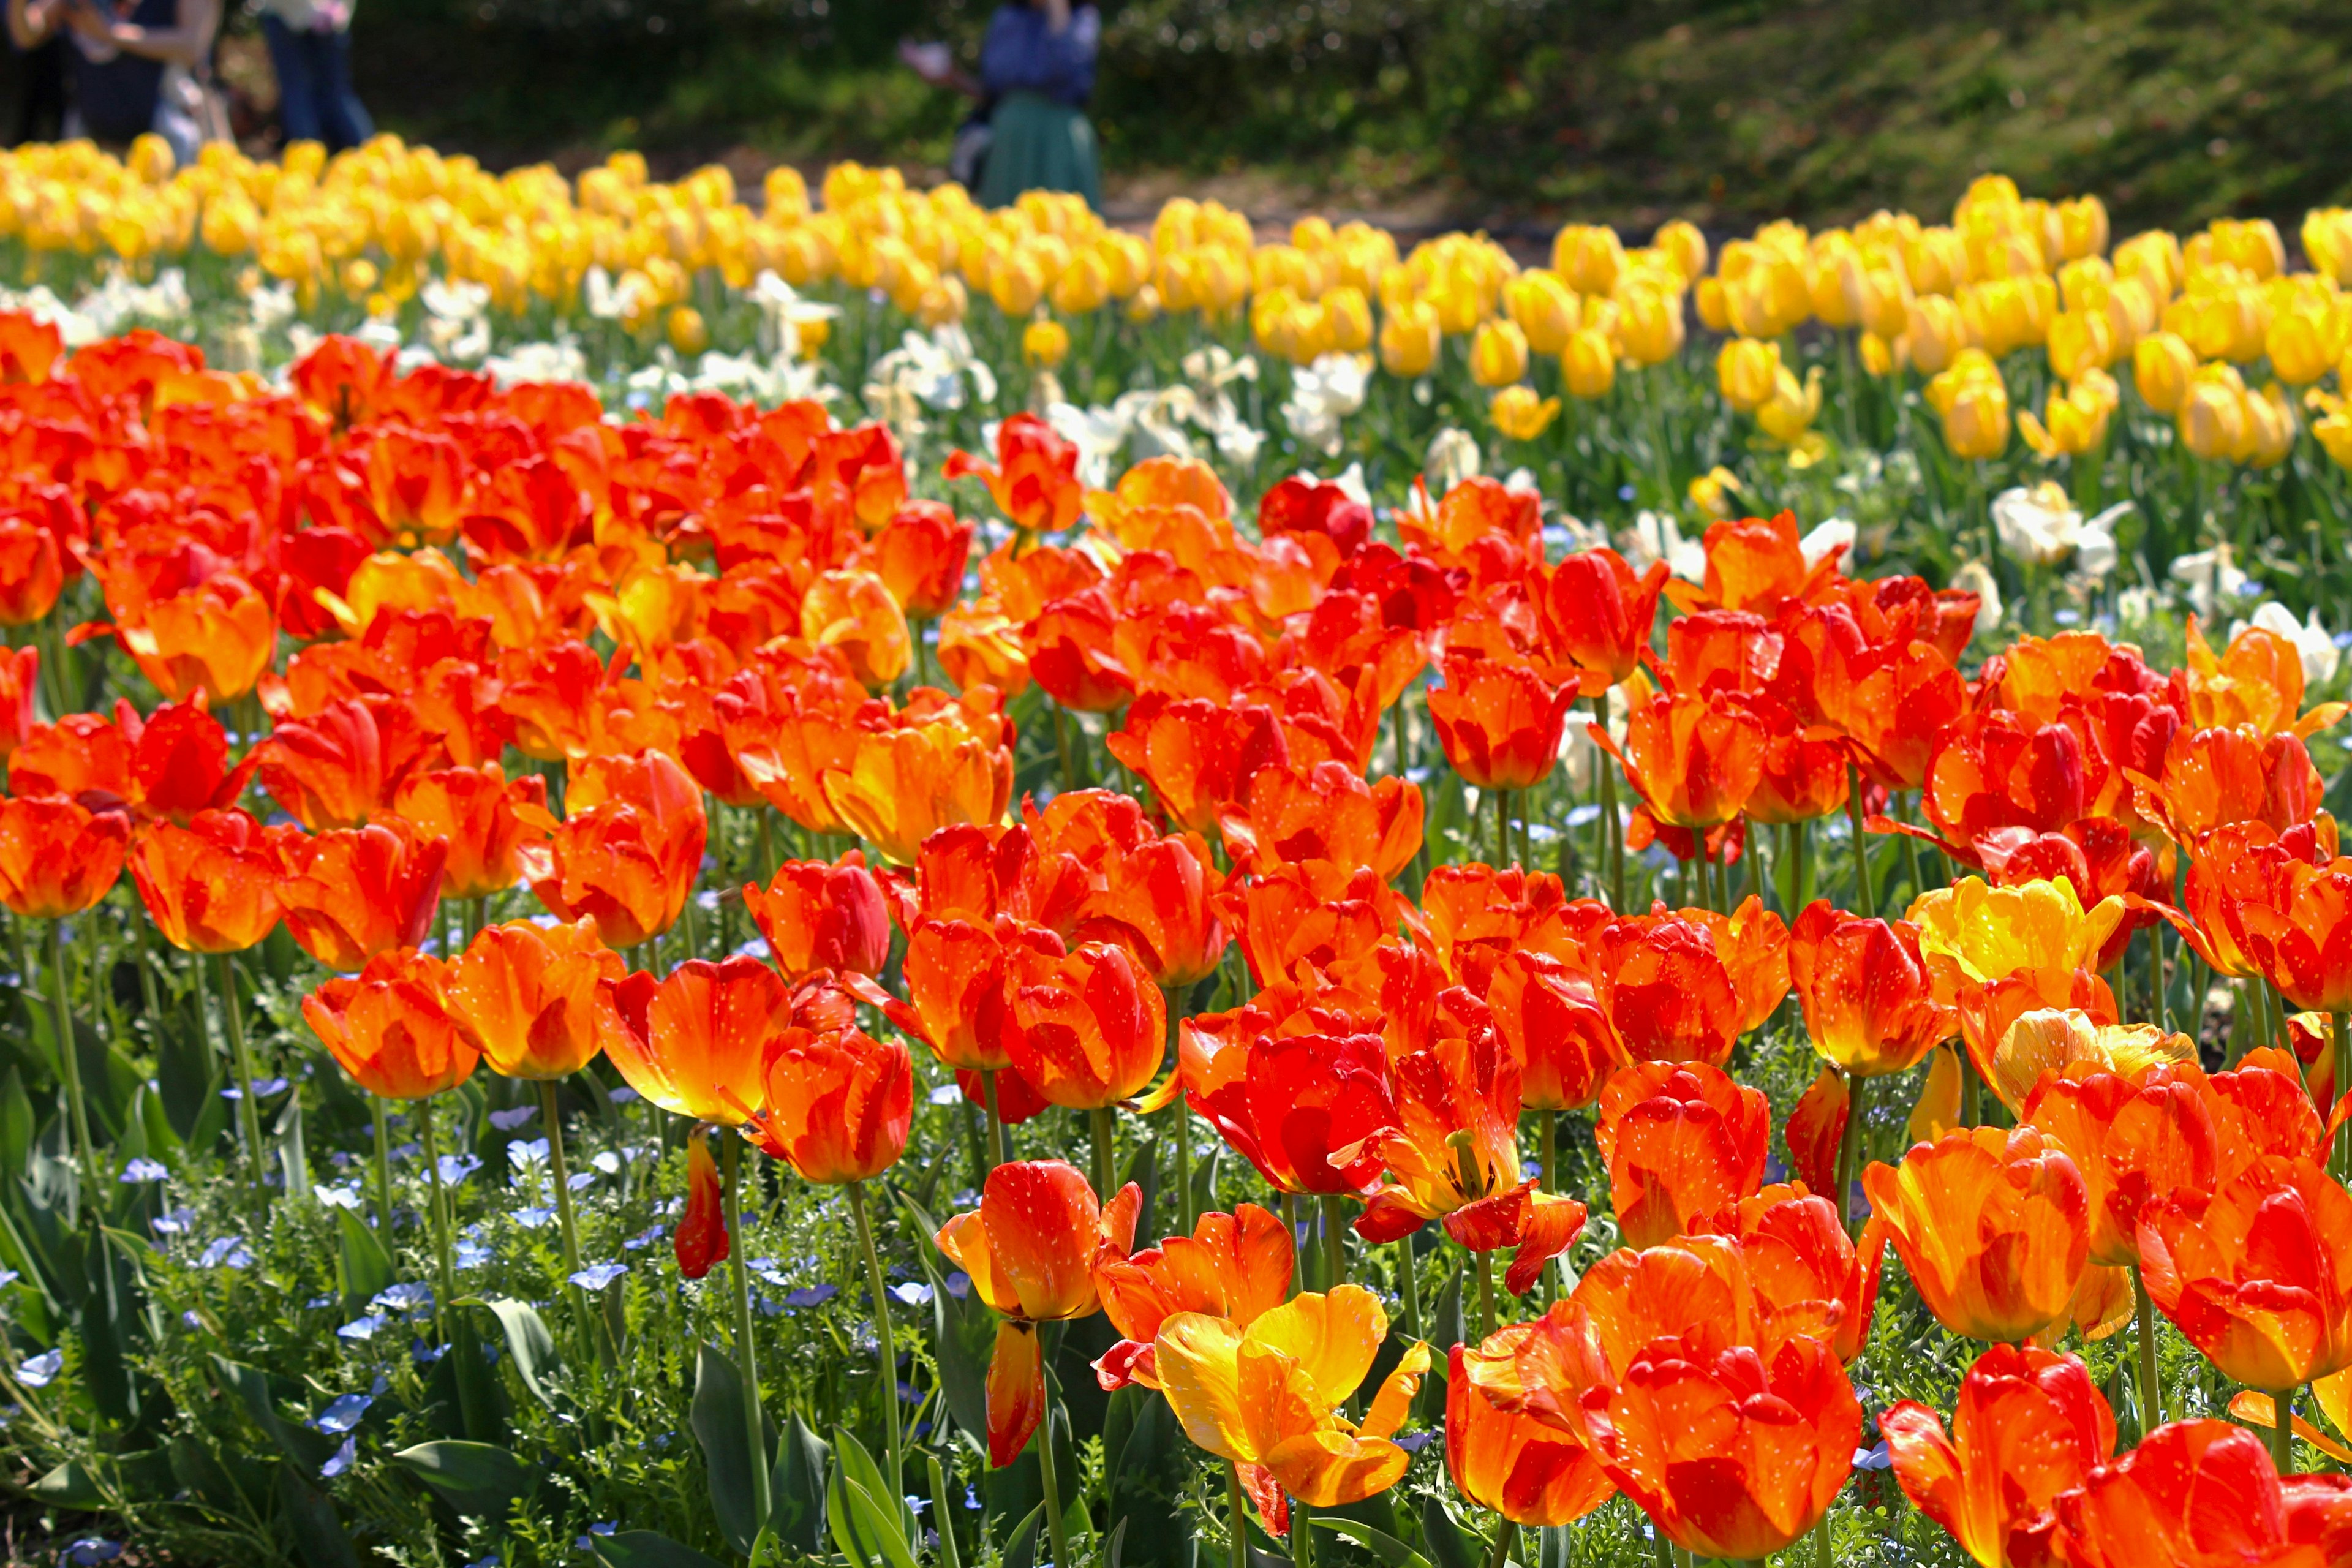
[905,0,1101,210]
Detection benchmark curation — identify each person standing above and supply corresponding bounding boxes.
[8,0,221,164]
[903,0,1100,210]
[258,0,368,153]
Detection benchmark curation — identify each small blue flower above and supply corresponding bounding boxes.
[1395,1430,1434,1454]
[573,1523,618,1547]
[889,1281,932,1307]
[320,1437,358,1479]
[437,1153,483,1185]
[1853,1439,1892,1471]
[182,1310,201,1329]
[944,1272,971,1298]
[118,1157,168,1183]
[314,1391,375,1434]
[513,1207,554,1229]
[607,1085,641,1105]
[622,1225,665,1251]
[337,1315,388,1341]
[252,1077,290,1097]
[454,1240,492,1271]
[149,1208,194,1237]
[0,1268,19,1289]
[18,1349,62,1387]
[197,1237,253,1270]
[571,1263,628,1291]
[304,1294,336,1310]
[411,1340,449,1363]
[488,1106,537,1132]
[58,1537,121,1567]
[507,1138,551,1171]
[313,1183,363,1210]
[568,1171,594,1191]
[927,1084,963,1106]
[783,1284,838,1308]
[373,1282,436,1315]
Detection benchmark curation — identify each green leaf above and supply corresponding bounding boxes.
[1534,1523,1570,1568]
[277,1462,363,1568]
[831,1425,914,1542]
[0,1066,31,1176]
[390,1440,533,1519]
[689,1341,770,1556]
[998,1504,1043,1568]
[1105,1518,1129,1568]
[589,1531,727,1568]
[1420,1494,1479,1568]
[1414,1254,1463,1428]
[1313,1518,1433,1568]
[336,1209,394,1314]
[471,1295,562,1408]
[274,1092,311,1208]
[767,1412,829,1554]
[837,1477,920,1568]
[31,1458,107,1509]
[905,1212,993,1446]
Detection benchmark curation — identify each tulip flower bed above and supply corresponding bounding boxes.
[7,292,2352,1568]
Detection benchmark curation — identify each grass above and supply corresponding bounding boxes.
[344,0,2352,232]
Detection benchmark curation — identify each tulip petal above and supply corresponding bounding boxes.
[1245,1286,1386,1412]
[1263,1428,1410,1509]
[1360,1340,1432,1439]
[1156,1310,1254,1464]
[986,1318,1046,1469]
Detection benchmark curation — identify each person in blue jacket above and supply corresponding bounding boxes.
[903,0,1100,210]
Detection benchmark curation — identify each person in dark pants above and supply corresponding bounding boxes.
[902,0,1101,210]
[259,0,367,151]
[5,32,67,145]
[9,0,219,162]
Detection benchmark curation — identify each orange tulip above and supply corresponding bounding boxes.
[1596,687,1765,831]
[109,575,277,703]
[1921,710,2114,846]
[1663,510,1842,619]
[801,567,911,690]
[0,794,127,918]
[1447,1325,1616,1525]
[0,512,64,626]
[1596,1060,1769,1248]
[1006,938,1166,1109]
[742,851,891,981]
[2021,1060,2221,1267]
[1590,899,1790,1067]
[277,821,447,973]
[2214,853,2352,1014]
[1864,1125,2092,1343]
[0,644,35,762]
[257,696,396,830]
[1882,1344,2118,1568]
[442,917,621,1080]
[2171,820,2332,984]
[1789,900,1958,1077]
[389,763,549,902]
[1027,589,1134,713]
[1744,696,1852,825]
[1348,1030,1520,1231]
[943,413,1085,536]
[873,913,1064,1074]
[595,955,790,1126]
[2138,1155,2352,1394]
[718,665,864,838]
[674,1125,729,1280]
[1691,1185,1886,1365]
[2132,723,2325,850]
[744,1024,911,1184]
[1155,1286,1431,1509]
[1579,1331,1859,1560]
[864,499,974,620]
[1080,832,1229,989]
[2184,615,2348,739]
[1092,1202,1293,1390]
[935,1161,1137,1465]
[127,808,281,953]
[821,688,1014,866]
[1181,1023,1398,1197]
[1907,875,2130,1102]
[303,948,478,1100]
[1107,692,1291,835]
[2052,1419,2313,1568]
[1216,758,1423,889]
[521,748,707,949]
[1487,949,1625,1111]
[1539,547,1671,695]
[10,695,252,824]
[1415,864,1600,992]
[1428,650,1578,792]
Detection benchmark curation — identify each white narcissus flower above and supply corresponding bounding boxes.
[1282,353,1371,458]
[1990,481,2128,581]
[1626,510,1705,584]
[1950,559,2003,634]
[2231,601,2341,687]
[1425,426,1482,495]
[1800,516,1856,572]
[2169,543,2252,621]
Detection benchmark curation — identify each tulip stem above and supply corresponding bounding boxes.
[720,1134,774,1538]
[418,1095,492,1439]
[847,1179,903,1507]
[1396,1235,1422,1338]
[927,1448,964,1568]
[1090,1105,1117,1208]
[1225,1458,1251,1568]
[1493,784,1509,869]
[1319,1194,1348,1291]
[44,919,100,1199]
[1175,1102,1194,1236]
[371,1096,394,1233]
[2132,1265,2162,1433]
[1473,1246,1496,1341]
[1285,1191,1304,1296]
[1898,796,1926,904]
[1484,1518,1515,1568]
[1036,1404,1072,1568]
[1833,1071,1867,1235]
[1812,1511,1832,1568]
[981,1069,1008,1170]
[216,951,265,1186]
[1593,697,1624,910]
[541,1079,614,1367]
[2274,1385,2296,1474]
[1845,764,1875,919]
[1290,1488,1313,1568]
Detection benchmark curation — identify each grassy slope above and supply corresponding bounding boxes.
[349,0,2352,232]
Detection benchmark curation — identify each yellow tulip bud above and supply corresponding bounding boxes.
[1022,316,1070,369]
[2114,230,2185,302]
[1323,285,1373,354]
[989,250,1046,318]
[1562,327,1616,399]
[666,304,709,356]
[2019,369,2119,458]
[1694,275,1731,334]
[2266,307,2337,386]
[1905,294,1971,375]
[1716,336,1782,413]
[1860,331,1904,378]
[1613,283,1684,366]
[2303,209,2352,288]
[1929,350,2010,459]
[341,257,379,298]
[1756,366,1824,447]
[1688,466,1744,520]
[2133,331,2198,414]
[1653,219,1709,284]
[917,275,968,330]
[2179,363,2248,461]
[1379,298,1441,378]
[2046,309,2116,382]
[2313,398,2352,470]
[1553,224,1624,296]
[1469,318,1529,388]
[2243,380,2295,468]
[1489,385,1562,442]
[1502,271,1578,357]
[1049,248,1110,316]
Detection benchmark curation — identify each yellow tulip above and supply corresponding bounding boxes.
[1687,466,1745,520]
[2045,307,2116,382]
[666,304,709,355]
[1490,385,1562,442]
[1929,350,2010,460]
[1841,251,1912,340]
[1905,293,1972,375]
[1469,319,1531,388]
[1860,331,1905,378]
[2114,230,2185,301]
[1653,218,1709,283]
[2179,362,2250,461]
[2313,393,2352,470]
[1022,316,1069,369]
[1694,275,1732,333]
[1756,364,1824,447]
[2056,195,2109,262]
[1049,248,1109,315]
[2304,208,2352,287]
[1323,285,1373,354]
[1613,282,1684,366]
[2019,369,2119,459]
[1562,326,1617,399]
[1379,298,1441,378]
[2133,331,2198,414]
[2244,380,2296,468]
[1553,223,1624,296]
[1716,336,1782,413]
[2267,306,2339,386]
[1502,271,1578,357]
